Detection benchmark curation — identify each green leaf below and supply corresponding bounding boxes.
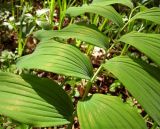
[130,8,160,24]
[92,0,133,9]
[103,56,160,125]
[78,94,147,129]
[34,24,108,49]
[17,40,93,79]
[119,32,160,66]
[0,72,73,127]
[66,6,123,27]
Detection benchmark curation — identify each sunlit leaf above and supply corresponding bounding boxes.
[34,24,108,49]
[92,0,133,8]
[66,6,123,26]
[0,72,73,127]
[78,94,147,129]
[119,32,160,66]
[17,40,93,79]
[103,56,160,125]
[130,8,160,24]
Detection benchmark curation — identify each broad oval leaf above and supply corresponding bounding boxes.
[103,56,160,125]
[17,40,93,79]
[92,0,133,9]
[130,8,160,24]
[0,72,73,127]
[78,94,147,129]
[119,32,160,66]
[66,5,123,27]
[34,24,108,49]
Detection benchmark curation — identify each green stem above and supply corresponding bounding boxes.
[58,0,67,29]
[91,65,103,82]
[86,45,94,56]
[116,6,142,39]
[49,0,55,25]
[128,6,141,20]
[82,81,92,100]
[115,6,143,54]
[69,17,74,25]
[118,6,144,56]
[63,0,67,11]
[11,0,15,17]
[18,34,23,56]
[82,65,103,100]
[17,6,26,56]
[148,24,155,32]
[115,21,129,40]
[93,14,99,25]
[58,0,62,13]
[98,19,108,31]
[151,122,158,129]
[57,0,61,29]
[115,21,130,55]
[90,14,93,24]
[106,42,116,53]
[68,0,76,7]
[143,114,149,120]
[120,44,128,56]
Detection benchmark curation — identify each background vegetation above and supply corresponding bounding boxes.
[0,0,160,129]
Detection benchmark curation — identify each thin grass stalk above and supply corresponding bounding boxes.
[11,0,15,17]
[93,14,99,26]
[98,19,108,31]
[67,0,76,7]
[58,0,67,29]
[18,6,26,56]
[58,0,62,29]
[18,33,23,56]
[49,0,55,25]
[120,44,128,56]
